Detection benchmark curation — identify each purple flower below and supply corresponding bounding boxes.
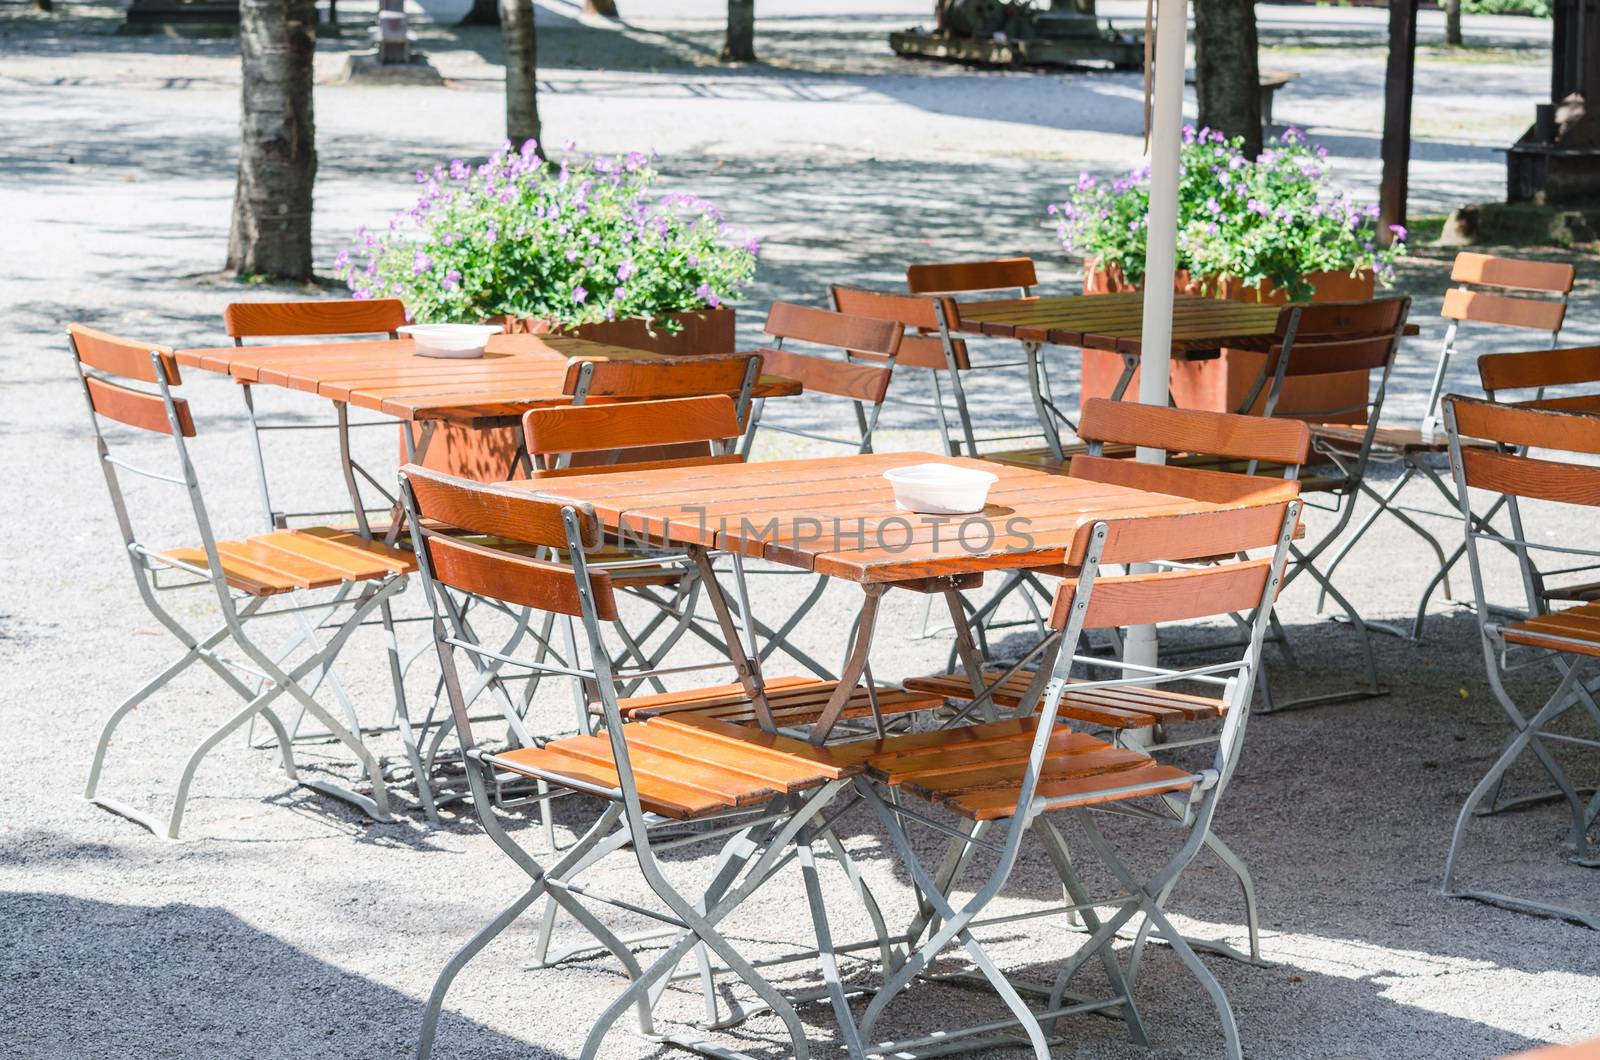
[443,269,461,291]
[1247,198,1269,216]
[613,287,628,301]
[521,138,540,158]
[1206,197,1221,215]
[572,285,588,303]
[334,250,350,269]
[695,283,720,309]
[565,249,580,263]
[411,251,432,275]
[415,169,427,183]
[449,159,468,180]
[616,259,636,281]
[1076,172,1096,192]
[1389,223,1408,242]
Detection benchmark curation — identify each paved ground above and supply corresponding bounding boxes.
[2,3,1598,1058]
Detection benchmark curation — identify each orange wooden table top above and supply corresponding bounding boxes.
[953,291,1419,355]
[512,451,1219,584]
[951,292,1286,355]
[176,334,801,429]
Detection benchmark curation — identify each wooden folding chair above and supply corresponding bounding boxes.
[699,499,1301,1058]
[905,257,1076,459]
[399,465,874,1060]
[1217,297,1409,708]
[908,257,1068,461]
[1313,253,1574,638]
[829,284,975,455]
[221,298,448,812]
[910,400,1308,709]
[1479,345,1600,607]
[1441,396,1600,929]
[739,303,902,456]
[402,357,770,813]
[71,324,414,839]
[224,298,409,534]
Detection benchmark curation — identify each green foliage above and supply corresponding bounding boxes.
[337,141,759,326]
[1461,0,1551,18]
[1050,127,1407,301]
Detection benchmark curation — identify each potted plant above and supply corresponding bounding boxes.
[336,140,760,477]
[1050,126,1407,418]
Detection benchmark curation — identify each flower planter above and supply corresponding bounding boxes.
[406,307,737,481]
[1080,266,1376,423]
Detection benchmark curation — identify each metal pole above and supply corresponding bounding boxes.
[1127,0,1189,684]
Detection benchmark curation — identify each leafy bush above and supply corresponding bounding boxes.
[337,141,759,326]
[1461,0,1550,18]
[1050,126,1406,301]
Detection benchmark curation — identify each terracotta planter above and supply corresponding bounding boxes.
[407,307,737,481]
[1080,266,1376,423]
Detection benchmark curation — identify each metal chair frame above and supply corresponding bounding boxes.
[906,259,1075,460]
[72,327,406,839]
[839,503,1300,1059]
[401,470,873,1060]
[1316,257,1573,639]
[1439,396,1600,929]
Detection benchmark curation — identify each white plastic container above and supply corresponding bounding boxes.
[398,323,503,359]
[883,463,999,515]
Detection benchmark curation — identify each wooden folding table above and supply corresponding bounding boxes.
[510,450,1222,742]
[176,333,802,538]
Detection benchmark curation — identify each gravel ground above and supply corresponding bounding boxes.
[2,3,1598,1058]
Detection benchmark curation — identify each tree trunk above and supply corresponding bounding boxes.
[502,0,541,148]
[1193,0,1262,159]
[583,0,619,16]
[722,0,755,62]
[1445,0,1463,46]
[227,0,317,280]
[458,0,499,26]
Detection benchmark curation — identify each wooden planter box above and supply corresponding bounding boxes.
[409,307,736,481]
[1080,267,1376,423]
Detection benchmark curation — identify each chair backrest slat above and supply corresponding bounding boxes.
[1478,345,1600,397]
[532,453,745,479]
[421,534,615,619]
[562,354,757,399]
[765,303,901,357]
[828,285,964,369]
[1069,454,1301,505]
[69,324,181,384]
[756,347,893,403]
[1458,448,1600,507]
[1287,298,1411,339]
[401,464,596,548]
[828,285,942,331]
[523,395,740,458]
[85,375,195,436]
[1067,502,1296,568]
[1267,334,1399,377]
[1441,288,1567,333]
[1079,398,1312,466]
[1450,252,1575,295]
[224,298,408,339]
[1450,395,1600,456]
[1076,560,1276,630]
[906,257,1038,295]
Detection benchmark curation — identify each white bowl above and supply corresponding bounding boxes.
[883,463,999,515]
[398,323,503,359]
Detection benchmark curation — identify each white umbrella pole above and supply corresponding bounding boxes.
[1125,0,1190,680]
